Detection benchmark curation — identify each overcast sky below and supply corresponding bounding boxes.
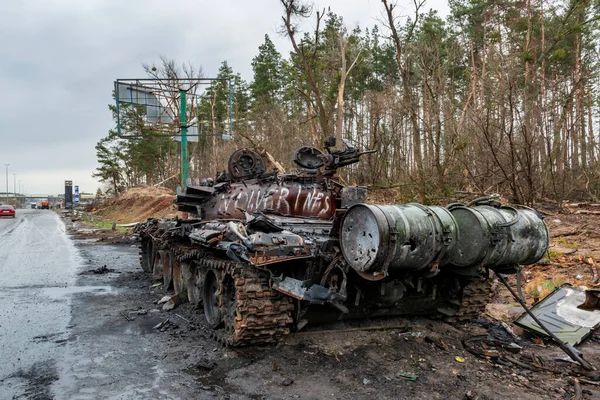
[0,0,448,196]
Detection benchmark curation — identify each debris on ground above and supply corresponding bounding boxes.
[396,372,418,381]
[515,285,600,345]
[579,289,600,311]
[156,294,185,311]
[153,319,178,332]
[91,265,115,274]
[281,378,294,386]
[194,359,216,373]
[79,265,119,275]
[162,299,177,311]
[120,311,134,322]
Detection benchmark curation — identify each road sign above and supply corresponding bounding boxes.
[65,181,73,209]
[74,185,80,204]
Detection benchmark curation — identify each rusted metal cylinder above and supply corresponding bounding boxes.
[340,203,458,273]
[340,203,549,277]
[443,205,549,270]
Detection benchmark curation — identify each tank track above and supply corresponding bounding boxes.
[191,256,294,346]
[141,235,491,343]
[446,275,494,322]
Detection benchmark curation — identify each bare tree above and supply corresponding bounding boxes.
[382,0,426,202]
[280,0,332,142]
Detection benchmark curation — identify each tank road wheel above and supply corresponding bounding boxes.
[184,261,202,305]
[172,259,184,295]
[162,250,175,290]
[140,237,156,273]
[203,269,223,329]
[153,250,165,282]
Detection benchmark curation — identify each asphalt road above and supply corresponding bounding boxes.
[0,210,206,400]
[0,209,79,398]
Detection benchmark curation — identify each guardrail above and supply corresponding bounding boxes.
[75,211,106,226]
[72,211,137,230]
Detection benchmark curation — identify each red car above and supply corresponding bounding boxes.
[0,205,15,218]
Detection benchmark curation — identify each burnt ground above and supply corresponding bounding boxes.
[62,209,600,400]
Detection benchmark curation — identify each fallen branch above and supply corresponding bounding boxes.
[503,355,560,374]
[154,172,180,187]
[551,230,581,238]
[570,378,583,400]
[564,203,600,208]
[573,210,600,215]
[120,311,133,322]
[297,324,408,335]
[367,183,413,190]
[175,313,191,324]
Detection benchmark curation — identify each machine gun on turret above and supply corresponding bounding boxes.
[321,137,376,173]
[291,136,376,175]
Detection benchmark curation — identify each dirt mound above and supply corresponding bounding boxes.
[93,186,179,223]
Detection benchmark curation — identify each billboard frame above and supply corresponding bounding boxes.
[114,78,233,187]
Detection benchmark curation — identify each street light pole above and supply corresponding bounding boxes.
[4,164,8,201]
[13,173,17,206]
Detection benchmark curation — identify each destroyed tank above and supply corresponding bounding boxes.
[136,138,550,346]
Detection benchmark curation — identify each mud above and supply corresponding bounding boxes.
[78,245,599,400]
[2,209,600,399]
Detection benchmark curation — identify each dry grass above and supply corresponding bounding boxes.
[523,276,565,298]
[92,186,179,223]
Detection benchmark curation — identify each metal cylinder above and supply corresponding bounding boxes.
[339,203,550,277]
[444,205,549,270]
[340,203,458,273]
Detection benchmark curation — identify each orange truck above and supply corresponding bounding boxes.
[41,201,50,209]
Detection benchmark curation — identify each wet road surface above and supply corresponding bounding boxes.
[0,209,78,398]
[0,210,206,399]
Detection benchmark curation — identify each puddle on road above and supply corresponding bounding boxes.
[112,316,165,335]
[41,286,128,299]
[74,237,110,245]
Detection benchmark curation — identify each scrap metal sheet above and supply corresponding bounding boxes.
[515,285,600,345]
